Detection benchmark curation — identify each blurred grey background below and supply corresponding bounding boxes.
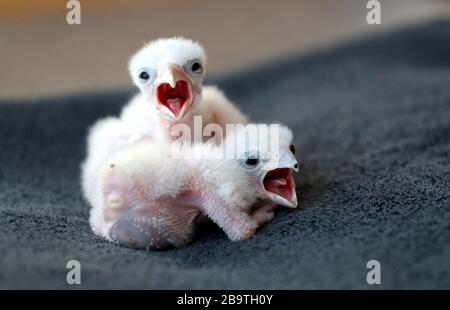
[0,0,449,99]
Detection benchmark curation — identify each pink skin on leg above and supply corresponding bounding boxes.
[199,192,259,241]
[108,201,200,249]
[100,167,201,249]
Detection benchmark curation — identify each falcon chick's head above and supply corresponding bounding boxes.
[129,37,207,120]
[221,124,299,208]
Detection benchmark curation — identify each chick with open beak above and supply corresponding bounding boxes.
[121,37,248,143]
[230,124,299,227]
[129,39,205,121]
[260,144,299,208]
[87,124,299,249]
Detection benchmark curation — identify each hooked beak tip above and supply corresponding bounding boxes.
[168,80,177,88]
[289,190,298,208]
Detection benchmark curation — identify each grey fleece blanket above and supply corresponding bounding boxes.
[0,21,449,289]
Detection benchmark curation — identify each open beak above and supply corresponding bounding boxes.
[260,150,299,208]
[154,64,193,120]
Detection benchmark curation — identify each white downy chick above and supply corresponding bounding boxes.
[122,37,248,142]
[89,124,299,249]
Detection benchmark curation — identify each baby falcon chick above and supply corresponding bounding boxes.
[122,37,248,142]
[89,124,299,249]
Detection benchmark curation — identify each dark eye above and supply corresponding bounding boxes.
[138,70,150,81]
[289,144,296,156]
[245,156,259,166]
[190,61,202,74]
[239,152,260,169]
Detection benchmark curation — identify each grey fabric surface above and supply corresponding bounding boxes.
[0,21,449,289]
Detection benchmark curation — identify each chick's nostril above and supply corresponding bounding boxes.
[289,144,296,156]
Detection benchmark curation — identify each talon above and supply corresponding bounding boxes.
[242,227,257,240]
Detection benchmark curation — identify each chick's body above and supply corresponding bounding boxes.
[91,141,260,249]
[87,124,298,250]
